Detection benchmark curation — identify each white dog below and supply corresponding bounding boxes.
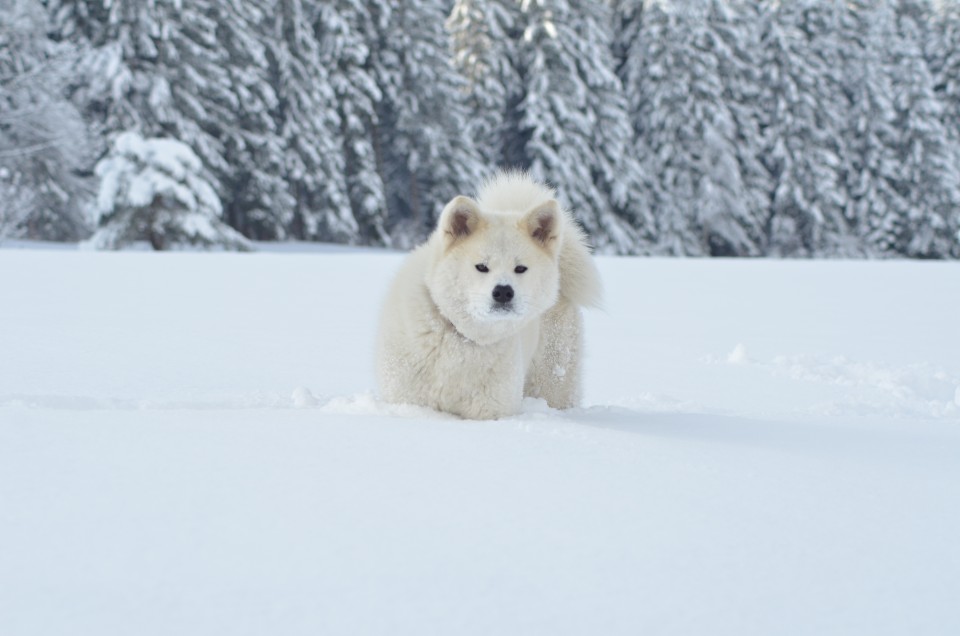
[376,171,602,419]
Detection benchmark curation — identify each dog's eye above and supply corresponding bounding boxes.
[514,265,528,274]
[475,264,489,273]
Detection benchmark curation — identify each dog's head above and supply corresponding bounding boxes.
[426,195,563,345]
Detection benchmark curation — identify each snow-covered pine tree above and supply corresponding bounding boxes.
[843,1,911,256]
[883,0,960,257]
[213,0,294,240]
[0,169,33,242]
[933,2,960,134]
[43,0,111,45]
[45,1,216,164]
[930,1,960,136]
[758,0,854,257]
[89,131,250,250]
[617,0,692,254]
[708,0,774,254]
[365,0,486,246]
[43,0,123,162]
[313,0,389,245]
[1,0,90,241]
[931,3,960,253]
[266,0,354,243]
[509,0,649,254]
[447,0,519,167]
[616,0,695,255]
[620,0,761,256]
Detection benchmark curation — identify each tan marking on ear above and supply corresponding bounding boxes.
[523,199,561,249]
[440,196,483,246]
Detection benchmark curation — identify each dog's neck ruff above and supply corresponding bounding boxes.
[430,296,523,347]
[442,312,475,344]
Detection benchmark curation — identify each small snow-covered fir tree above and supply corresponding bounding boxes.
[0,0,91,241]
[89,131,250,251]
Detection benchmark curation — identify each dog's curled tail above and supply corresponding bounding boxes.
[560,215,603,310]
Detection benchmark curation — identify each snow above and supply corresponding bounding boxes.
[1,249,958,635]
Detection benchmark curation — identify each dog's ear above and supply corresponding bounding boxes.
[439,196,482,246]
[522,199,563,255]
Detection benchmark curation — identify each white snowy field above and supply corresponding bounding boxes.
[1,247,958,635]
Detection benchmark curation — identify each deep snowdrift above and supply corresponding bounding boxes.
[1,249,958,635]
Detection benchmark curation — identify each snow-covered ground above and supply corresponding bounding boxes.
[1,248,958,635]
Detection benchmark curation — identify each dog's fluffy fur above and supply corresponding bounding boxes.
[376,171,602,419]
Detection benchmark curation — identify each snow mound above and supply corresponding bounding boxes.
[726,342,750,364]
[318,392,455,420]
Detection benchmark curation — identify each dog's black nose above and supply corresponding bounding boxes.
[492,284,514,304]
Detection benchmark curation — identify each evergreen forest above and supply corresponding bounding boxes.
[2,0,960,257]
